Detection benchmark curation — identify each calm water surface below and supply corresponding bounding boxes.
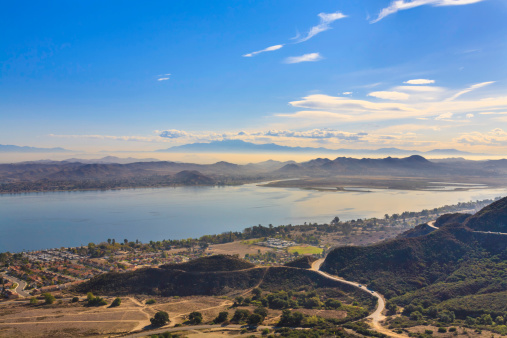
[1,184,506,252]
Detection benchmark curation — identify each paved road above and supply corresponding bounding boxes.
[311,259,409,338]
[310,259,385,322]
[427,220,438,229]
[1,273,30,297]
[427,220,507,236]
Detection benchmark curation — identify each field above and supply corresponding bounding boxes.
[288,245,323,255]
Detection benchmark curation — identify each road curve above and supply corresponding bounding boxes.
[1,274,30,297]
[311,258,408,338]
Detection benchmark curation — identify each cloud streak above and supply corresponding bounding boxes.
[371,0,486,23]
[297,12,347,43]
[446,81,495,101]
[284,53,323,64]
[404,79,435,84]
[243,44,284,57]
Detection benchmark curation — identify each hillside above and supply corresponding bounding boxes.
[160,254,255,272]
[74,255,376,306]
[465,197,507,232]
[321,196,507,319]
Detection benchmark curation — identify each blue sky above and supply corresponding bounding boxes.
[1,0,507,154]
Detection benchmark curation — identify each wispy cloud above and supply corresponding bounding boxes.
[446,81,495,101]
[284,53,323,64]
[243,44,284,57]
[371,0,486,23]
[280,80,505,123]
[368,91,410,100]
[404,79,435,85]
[455,128,507,146]
[157,73,171,81]
[297,12,347,43]
[435,112,453,120]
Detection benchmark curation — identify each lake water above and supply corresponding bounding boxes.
[1,183,506,252]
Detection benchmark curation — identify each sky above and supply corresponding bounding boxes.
[1,0,507,156]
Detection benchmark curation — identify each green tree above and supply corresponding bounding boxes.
[29,297,38,305]
[151,311,170,327]
[214,311,228,323]
[247,313,263,326]
[188,311,202,324]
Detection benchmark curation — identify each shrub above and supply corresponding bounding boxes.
[43,293,55,305]
[111,297,121,307]
[72,297,79,303]
[214,311,228,323]
[29,297,38,305]
[325,299,342,309]
[425,330,433,335]
[232,309,251,323]
[438,327,447,333]
[146,299,156,304]
[151,311,170,327]
[247,313,263,326]
[262,328,270,335]
[449,327,457,332]
[188,311,202,324]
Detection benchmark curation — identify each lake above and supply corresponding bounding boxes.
[1,183,506,252]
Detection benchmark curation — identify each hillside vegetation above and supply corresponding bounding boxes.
[321,196,507,321]
[160,254,255,272]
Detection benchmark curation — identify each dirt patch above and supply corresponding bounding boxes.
[207,241,272,257]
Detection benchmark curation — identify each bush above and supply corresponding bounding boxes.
[29,297,38,305]
[232,309,251,323]
[425,330,433,335]
[72,297,79,303]
[262,328,270,335]
[111,297,121,307]
[146,299,156,305]
[438,327,447,333]
[87,293,107,306]
[151,311,170,327]
[247,313,264,326]
[449,327,456,332]
[188,311,202,324]
[325,299,342,309]
[214,311,228,323]
[43,293,55,305]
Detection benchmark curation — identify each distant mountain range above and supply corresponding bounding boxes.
[156,140,480,156]
[0,144,70,153]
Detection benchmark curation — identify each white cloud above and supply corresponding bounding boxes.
[479,111,507,115]
[279,80,506,124]
[466,113,474,118]
[455,128,507,146]
[243,44,284,57]
[289,94,414,113]
[404,79,435,85]
[342,92,352,95]
[435,112,453,120]
[297,12,347,43]
[159,129,190,139]
[371,0,486,23]
[368,91,410,100]
[284,53,323,64]
[265,129,366,140]
[158,77,170,81]
[446,81,495,101]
